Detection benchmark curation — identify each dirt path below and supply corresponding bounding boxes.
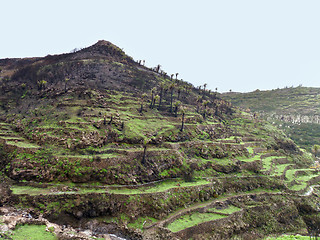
[144,190,283,231]
[145,184,319,232]
[145,199,215,229]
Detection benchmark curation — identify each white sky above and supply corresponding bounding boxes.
[1,0,320,92]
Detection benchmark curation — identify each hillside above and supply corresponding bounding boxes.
[222,87,320,151]
[0,42,320,240]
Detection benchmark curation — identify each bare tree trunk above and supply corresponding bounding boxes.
[170,90,173,112]
[140,103,143,113]
[150,93,154,108]
[159,89,163,110]
[108,115,113,125]
[142,144,147,164]
[180,112,185,132]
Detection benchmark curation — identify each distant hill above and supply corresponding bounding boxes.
[222,86,320,151]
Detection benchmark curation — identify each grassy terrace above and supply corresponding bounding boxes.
[11,185,107,195]
[262,156,278,170]
[271,164,293,177]
[128,217,158,230]
[56,153,121,159]
[265,235,310,239]
[10,178,211,196]
[108,179,211,195]
[237,154,262,162]
[165,204,242,233]
[0,136,24,140]
[286,169,319,191]
[166,212,227,232]
[207,205,241,214]
[10,154,316,197]
[6,141,40,148]
[160,188,284,234]
[9,224,57,240]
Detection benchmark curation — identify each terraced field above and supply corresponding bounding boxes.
[2,94,317,203]
[5,116,319,239]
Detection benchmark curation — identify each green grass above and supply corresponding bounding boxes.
[288,171,319,191]
[11,179,209,196]
[11,186,52,195]
[262,156,277,170]
[65,116,87,123]
[289,183,307,191]
[49,188,107,195]
[57,153,120,159]
[11,185,106,195]
[271,164,293,177]
[237,154,261,162]
[285,169,298,182]
[124,118,176,139]
[211,157,234,166]
[10,224,57,240]
[108,179,211,195]
[166,212,226,232]
[6,141,40,148]
[216,136,236,141]
[0,136,24,140]
[213,188,281,200]
[284,168,319,191]
[265,234,310,239]
[284,168,314,182]
[128,216,157,230]
[207,205,241,214]
[247,147,254,154]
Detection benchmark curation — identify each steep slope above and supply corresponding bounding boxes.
[0,43,319,240]
[222,87,320,151]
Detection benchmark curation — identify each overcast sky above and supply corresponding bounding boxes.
[1,0,320,92]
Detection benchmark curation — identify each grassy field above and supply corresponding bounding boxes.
[10,224,57,240]
[265,235,310,239]
[11,185,107,195]
[108,178,211,195]
[166,212,226,232]
[207,205,241,214]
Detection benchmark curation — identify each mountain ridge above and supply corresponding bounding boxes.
[222,86,320,151]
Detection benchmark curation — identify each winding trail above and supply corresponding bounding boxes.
[145,183,320,232]
[144,190,283,231]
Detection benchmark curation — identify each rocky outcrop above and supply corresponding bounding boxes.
[0,176,12,207]
[0,207,125,240]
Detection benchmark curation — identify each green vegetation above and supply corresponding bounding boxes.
[11,185,106,195]
[10,224,57,240]
[108,178,211,194]
[265,235,310,239]
[207,205,241,214]
[11,186,53,195]
[6,141,39,148]
[223,87,320,151]
[166,212,226,232]
[128,216,157,230]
